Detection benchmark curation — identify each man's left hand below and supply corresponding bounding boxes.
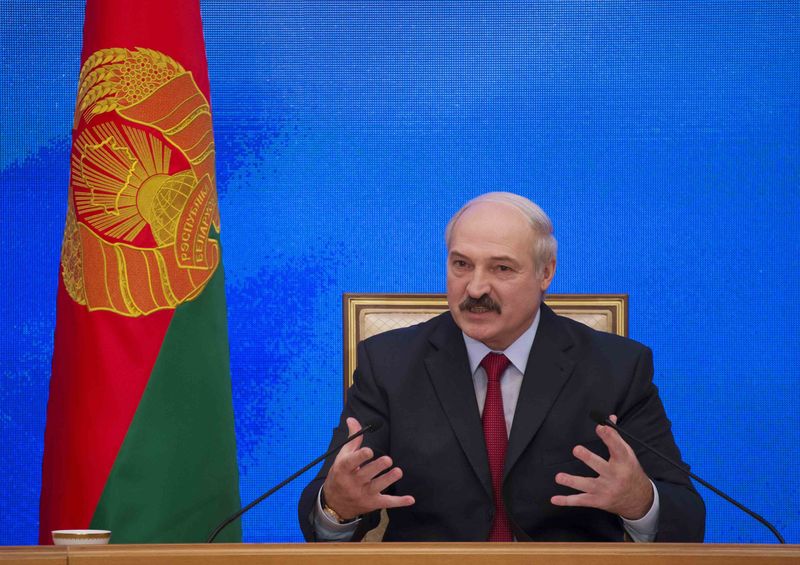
[550,415,654,520]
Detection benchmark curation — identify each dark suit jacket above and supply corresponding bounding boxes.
[299,304,705,542]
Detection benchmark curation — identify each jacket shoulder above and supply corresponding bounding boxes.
[549,307,650,359]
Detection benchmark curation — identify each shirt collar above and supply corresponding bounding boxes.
[463,307,541,376]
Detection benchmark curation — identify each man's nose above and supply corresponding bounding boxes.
[466,269,490,298]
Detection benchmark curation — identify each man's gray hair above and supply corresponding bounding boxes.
[445,192,558,273]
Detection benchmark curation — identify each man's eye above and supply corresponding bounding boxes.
[497,265,512,272]
[453,260,467,268]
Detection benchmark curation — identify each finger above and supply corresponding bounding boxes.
[609,414,618,424]
[555,471,596,494]
[340,417,364,453]
[376,494,416,509]
[572,444,609,475]
[356,455,393,481]
[346,416,363,435]
[343,446,375,470]
[596,421,629,461]
[370,466,405,493]
[334,445,374,474]
[550,493,595,508]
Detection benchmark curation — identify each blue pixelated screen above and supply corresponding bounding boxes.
[1,0,798,545]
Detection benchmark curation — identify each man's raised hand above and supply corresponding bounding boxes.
[550,415,654,520]
[322,417,415,520]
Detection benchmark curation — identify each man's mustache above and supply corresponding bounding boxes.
[459,294,501,314]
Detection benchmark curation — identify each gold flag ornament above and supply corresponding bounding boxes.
[63,47,222,317]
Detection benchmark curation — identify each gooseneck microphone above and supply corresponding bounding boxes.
[589,410,785,544]
[207,420,383,543]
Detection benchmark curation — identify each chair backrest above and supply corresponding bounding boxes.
[343,293,627,395]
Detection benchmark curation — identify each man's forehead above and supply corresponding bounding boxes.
[449,203,534,245]
[448,249,519,263]
[448,238,534,272]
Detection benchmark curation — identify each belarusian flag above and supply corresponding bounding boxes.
[39,0,241,544]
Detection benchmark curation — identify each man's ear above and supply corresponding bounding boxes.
[539,258,556,292]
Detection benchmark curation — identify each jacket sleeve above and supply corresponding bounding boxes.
[298,339,388,542]
[617,346,706,542]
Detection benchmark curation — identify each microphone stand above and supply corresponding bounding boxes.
[592,412,785,544]
[207,422,378,543]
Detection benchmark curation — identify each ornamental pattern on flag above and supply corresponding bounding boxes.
[63,47,221,317]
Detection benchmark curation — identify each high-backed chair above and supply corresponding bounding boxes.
[341,293,628,541]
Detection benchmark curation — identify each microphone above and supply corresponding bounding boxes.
[207,420,383,543]
[589,410,785,544]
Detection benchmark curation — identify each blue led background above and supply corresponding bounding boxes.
[1,0,798,545]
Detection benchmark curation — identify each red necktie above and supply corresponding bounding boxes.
[481,352,513,541]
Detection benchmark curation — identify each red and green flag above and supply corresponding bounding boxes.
[39,0,241,544]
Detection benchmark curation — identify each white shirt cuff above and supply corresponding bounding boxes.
[621,479,660,542]
[313,486,360,541]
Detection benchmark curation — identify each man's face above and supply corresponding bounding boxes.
[446,201,555,350]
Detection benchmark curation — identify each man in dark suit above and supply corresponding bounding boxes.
[299,192,705,542]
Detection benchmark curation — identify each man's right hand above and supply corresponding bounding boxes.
[322,417,415,520]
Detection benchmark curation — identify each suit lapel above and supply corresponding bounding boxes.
[425,315,493,499]
[504,304,576,479]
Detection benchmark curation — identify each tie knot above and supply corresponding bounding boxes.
[481,352,510,382]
